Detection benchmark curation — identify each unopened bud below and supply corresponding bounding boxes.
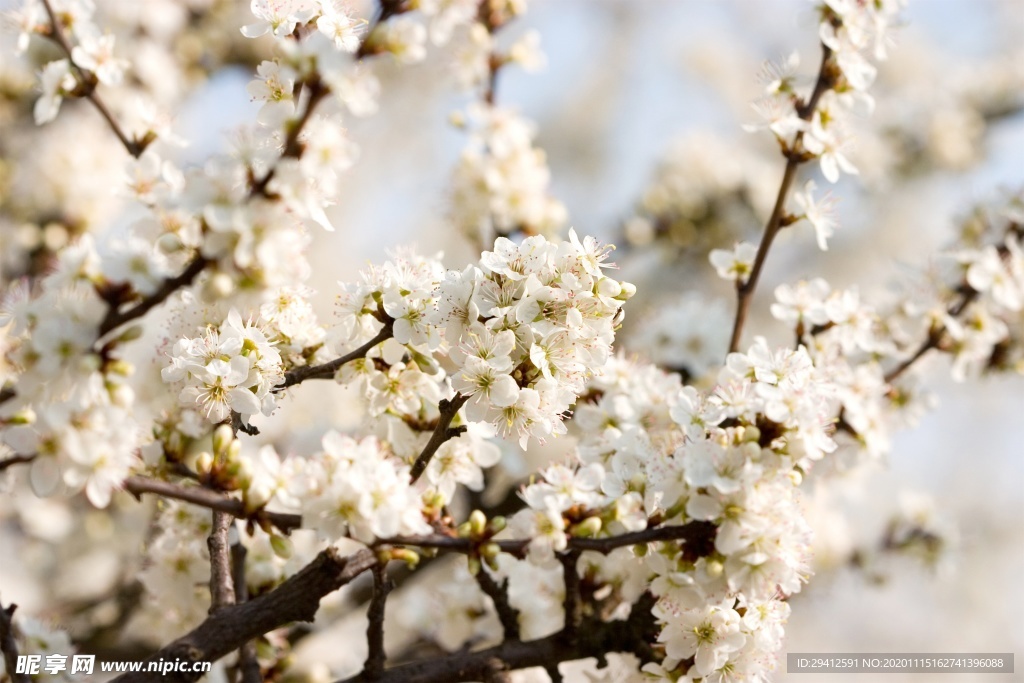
[479,542,501,560]
[106,359,134,377]
[270,534,293,559]
[572,516,603,538]
[486,516,507,535]
[467,554,481,576]
[787,469,803,487]
[617,281,637,300]
[705,559,724,578]
[194,451,214,475]
[743,426,761,444]
[8,408,35,425]
[212,424,234,459]
[457,521,473,538]
[117,325,144,343]
[156,232,182,254]
[391,548,420,568]
[469,509,487,537]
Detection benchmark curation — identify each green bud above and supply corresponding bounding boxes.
[467,555,481,576]
[117,325,144,343]
[486,516,507,535]
[212,424,234,459]
[469,510,487,537]
[391,548,420,568]
[479,542,501,560]
[270,534,293,559]
[194,452,214,475]
[572,516,603,538]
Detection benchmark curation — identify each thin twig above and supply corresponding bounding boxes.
[275,323,394,391]
[409,394,469,482]
[98,255,209,337]
[122,476,302,534]
[363,564,392,680]
[0,454,36,472]
[727,44,835,354]
[207,511,236,613]
[39,0,145,158]
[0,601,29,683]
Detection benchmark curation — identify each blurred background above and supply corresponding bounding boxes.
[1,0,1022,680]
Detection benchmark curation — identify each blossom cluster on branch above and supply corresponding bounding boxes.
[0,0,1022,682]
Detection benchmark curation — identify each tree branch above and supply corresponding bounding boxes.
[336,592,660,683]
[122,476,302,534]
[409,394,469,483]
[474,570,519,641]
[363,563,393,680]
[0,454,36,472]
[231,544,263,683]
[559,550,582,643]
[275,322,394,391]
[0,601,29,683]
[39,0,146,158]
[111,548,377,683]
[727,44,835,354]
[98,255,209,337]
[207,511,236,613]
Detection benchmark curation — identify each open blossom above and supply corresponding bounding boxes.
[316,0,363,52]
[162,309,284,424]
[34,59,76,125]
[71,32,128,85]
[792,180,839,250]
[709,242,758,284]
[241,0,318,38]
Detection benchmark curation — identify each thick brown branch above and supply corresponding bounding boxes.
[386,520,717,558]
[337,592,660,683]
[276,323,394,390]
[112,548,377,683]
[39,0,146,158]
[727,44,835,354]
[122,476,302,534]
[363,564,393,680]
[1,602,29,683]
[474,570,520,641]
[207,511,236,612]
[409,394,470,483]
[231,544,263,683]
[559,550,582,643]
[98,255,209,337]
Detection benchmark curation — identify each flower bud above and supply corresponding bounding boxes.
[479,542,501,560]
[391,548,420,568]
[572,516,603,538]
[469,509,487,537]
[270,534,293,559]
[117,325,145,343]
[467,554,481,576]
[194,451,214,475]
[486,516,507,535]
[786,469,803,486]
[212,424,234,459]
[705,558,724,578]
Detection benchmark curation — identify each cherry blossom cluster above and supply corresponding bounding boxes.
[329,231,634,450]
[451,105,568,245]
[0,240,140,508]
[161,309,285,425]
